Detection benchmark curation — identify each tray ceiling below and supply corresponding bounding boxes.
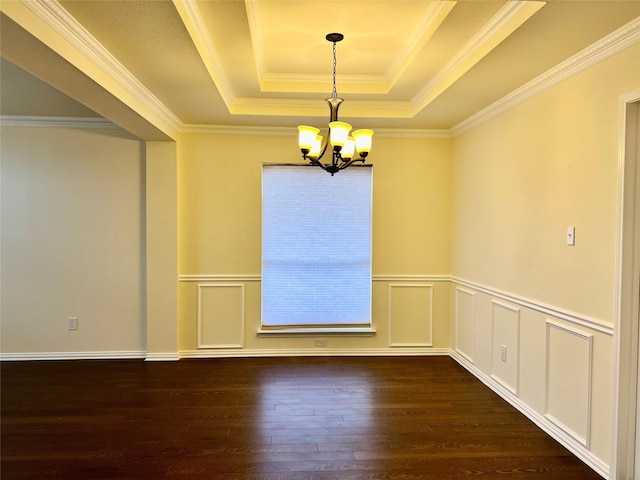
[1,0,639,136]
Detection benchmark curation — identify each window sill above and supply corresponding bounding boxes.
[257,327,376,337]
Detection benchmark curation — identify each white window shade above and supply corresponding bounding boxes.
[262,165,372,327]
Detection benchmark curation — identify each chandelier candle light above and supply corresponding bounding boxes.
[298,33,374,175]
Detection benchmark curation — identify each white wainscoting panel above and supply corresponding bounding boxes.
[455,287,476,362]
[197,284,244,349]
[545,319,593,447]
[490,300,520,395]
[388,284,433,347]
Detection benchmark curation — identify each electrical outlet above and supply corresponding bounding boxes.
[314,338,327,347]
[500,344,507,362]
[68,317,78,331]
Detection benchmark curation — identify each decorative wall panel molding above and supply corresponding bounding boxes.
[545,319,593,447]
[454,287,476,362]
[451,350,608,479]
[451,278,612,335]
[490,300,520,395]
[179,274,450,283]
[197,283,244,349]
[388,284,434,347]
[181,274,261,282]
[181,275,612,334]
[373,275,450,282]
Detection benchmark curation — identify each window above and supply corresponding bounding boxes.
[261,164,372,330]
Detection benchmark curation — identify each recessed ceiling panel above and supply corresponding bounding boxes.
[246,0,456,94]
[249,1,431,75]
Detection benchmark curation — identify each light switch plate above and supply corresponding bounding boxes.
[567,226,575,246]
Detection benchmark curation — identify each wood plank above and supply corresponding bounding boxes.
[1,356,602,479]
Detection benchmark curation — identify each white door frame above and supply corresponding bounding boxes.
[612,89,640,480]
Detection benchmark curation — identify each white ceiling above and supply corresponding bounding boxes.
[1,0,639,138]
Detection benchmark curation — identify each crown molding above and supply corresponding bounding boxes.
[452,15,640,136]
[19,0,182,137]
[411,1,546,114]
[179,124,450,139]
[171,0,235,108]
[259,73,388,94]
[180,124,293,136]
[1,116,450,139]
[374,128,453,139]
[0,115,119,129]
[385,1,457,88]
[229,97,414,118]
[244,0,266,91]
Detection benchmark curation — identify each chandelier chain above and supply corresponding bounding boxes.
[331,41,337,99]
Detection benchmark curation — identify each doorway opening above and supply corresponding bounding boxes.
[613,93,640,479]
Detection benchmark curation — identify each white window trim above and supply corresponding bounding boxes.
[257,326,376,336]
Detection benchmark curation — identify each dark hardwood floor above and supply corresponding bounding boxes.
[1,356,602,479]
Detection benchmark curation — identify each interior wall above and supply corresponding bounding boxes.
[145,140,179,360]
[177,133,453,355]
[450,44,640,472]
[0,126,146,357]
[452,44,640,323]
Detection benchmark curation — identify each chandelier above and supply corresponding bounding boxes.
[297,33,374,176]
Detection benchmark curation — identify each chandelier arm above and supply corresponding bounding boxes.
[317,131,330,161]
[309,158,330,172]
[337,157,366,171]
[304,129,331,165]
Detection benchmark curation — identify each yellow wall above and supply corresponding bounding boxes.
[145,141,179,359]
[450,44,640,468]
[452,44,640,323]
[177,133,453,353]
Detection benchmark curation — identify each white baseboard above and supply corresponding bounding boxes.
[179,347,452,359]
[145,352,180,361]
[0,347,451,361]
[450,350,609,479]
[0,351,146,361]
